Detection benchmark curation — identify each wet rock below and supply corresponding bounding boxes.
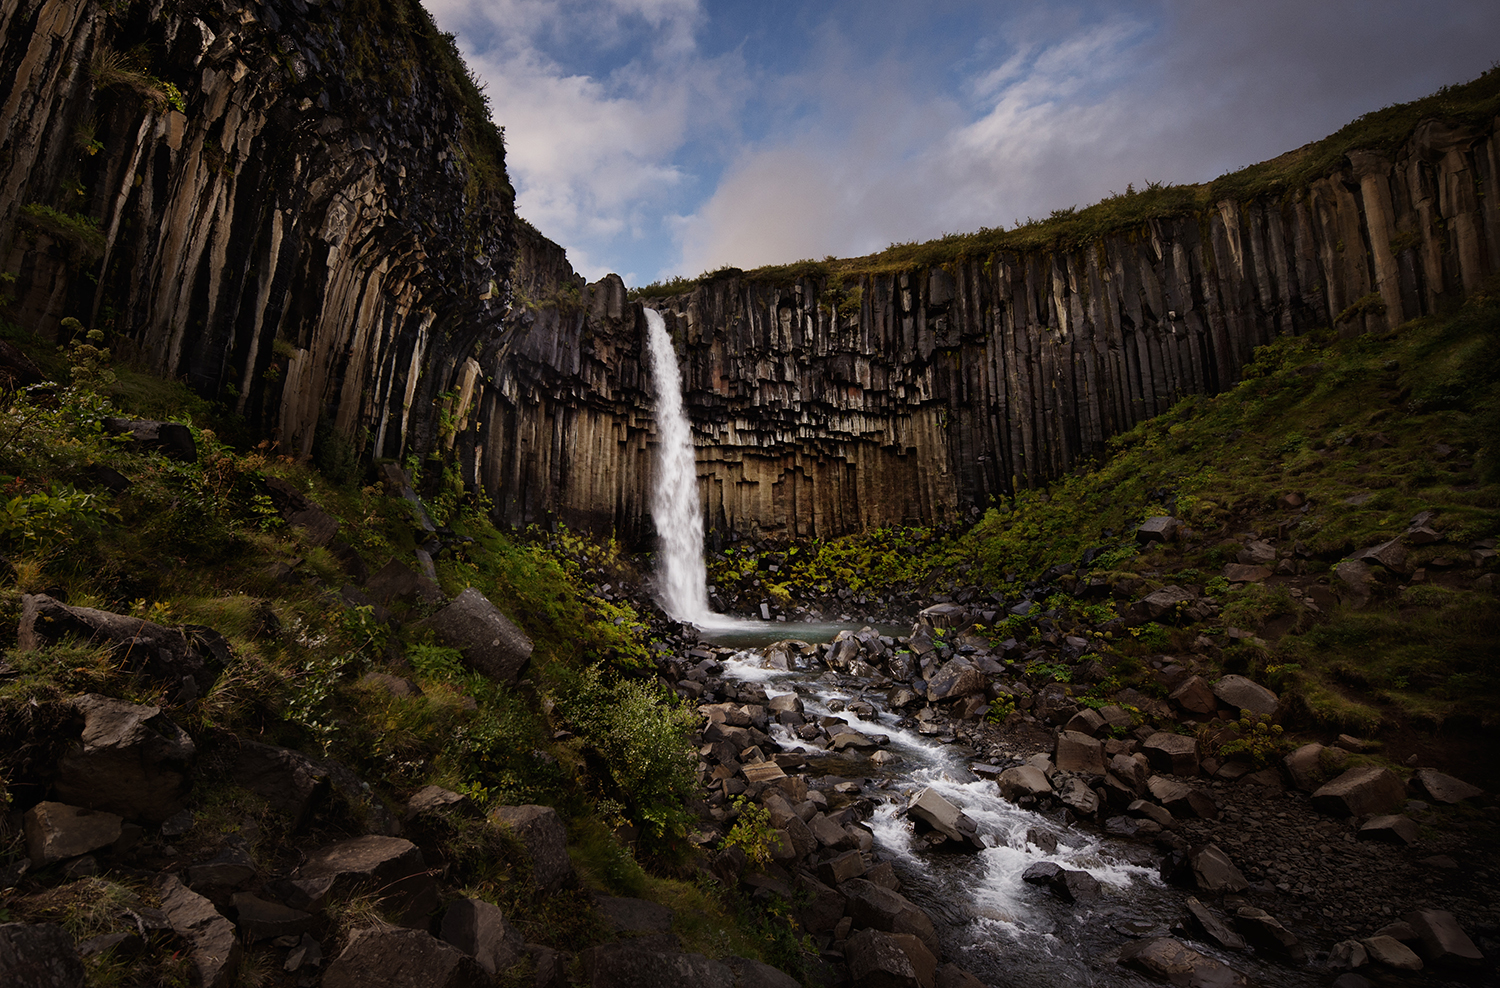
[159,875,240,988]
[1021,861,1100,903]
[420,589,532,684]
[844,928,936,988]
[1117,937,1247,987]
[1404,908,1484,968]
[839,879,941,957]
[1311,766,1406,818]
[1182,896,1245,951]
[934,962,987,988]
[489,805,574,891]
[1142,733,1199,777]
[1058,778,1100,817]
[1210,675,1277,717]
[441,899,525,975]
[24,802,123,866]
[1234,906,1305,964]
[1410,768,1483,804]
[0,922,86,987]
[1358,814,1419,845]
[324,926,489,988]
[1327,939,1368,970]
[906,788,984,852]
[1361,935,1423,970]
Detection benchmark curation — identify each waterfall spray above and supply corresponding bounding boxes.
[644,308,714,624]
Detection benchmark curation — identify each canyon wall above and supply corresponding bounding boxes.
[638,117,1500,539]
[3,1,1496,545]
[0,0,515,464]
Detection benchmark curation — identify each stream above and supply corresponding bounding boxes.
[698,621,1323,988]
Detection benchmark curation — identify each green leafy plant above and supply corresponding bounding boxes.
[719,797,778,866]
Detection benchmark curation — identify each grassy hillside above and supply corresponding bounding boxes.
[0,324,796,984]
[632,66,1500,296]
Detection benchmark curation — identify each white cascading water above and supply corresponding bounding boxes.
[644,308,715,625]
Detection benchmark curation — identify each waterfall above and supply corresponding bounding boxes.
[644,308,714,624]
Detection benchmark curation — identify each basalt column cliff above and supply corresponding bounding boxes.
[3,1,1498,545]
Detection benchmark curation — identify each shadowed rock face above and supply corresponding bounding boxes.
[4,0,1497,544]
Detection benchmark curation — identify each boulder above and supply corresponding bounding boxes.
[1182,896,1245,950]
[1136,517,1180,544]
[53,694,194,822]
[843,929,936,988]
[1191,844,1248,893]
[231,893,314,942]
[1335,559,1377,606]
[934,963,987,988]
[0,922,85,988]
[1327,940,1368,971]
[1142,733,1200,777]
[18,595,223,690]
[793,874,846,934]
[1403,908,1484,968]
[103,417,196,461]
[233,741,398,835]
[726,956,800,988]
[1311,766,1406,818]
[582,942,735,988]
[1054,731,1106,775]
[1234,906,1304,964]
[1021,862,1099,903]
[1358,814,1419,845]
[997,765,1052,802]
[1117,937,1247,987]
[1128,586,1194,625]
[1354,538,1409,574]
[1168,677,1217,717]
[1282,743,1337,792]
[1410,768,1483,804]
[1361,935,1422,971]
[441,899,524,975]
[906,788,984,852]
[1221,564,1272,584]
[925,660,986,703]
[420,589,533,684]
[365,559,443,606]
[1057,777,1099,817]
[24,802,123,866]
[489,805,573,891]
[1063,708,1107,737]
[839,879,940,957]
[186,838,257,888]
[293,835,438,926]
[405,785,479,823]
[1211,675,1278,717]
[1146,777,1218,820]
[324,927,490,988]
[159,876,240,988]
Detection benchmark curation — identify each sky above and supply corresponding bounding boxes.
[423,0,1500,288]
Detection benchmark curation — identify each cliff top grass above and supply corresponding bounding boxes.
[632,65,1500,298]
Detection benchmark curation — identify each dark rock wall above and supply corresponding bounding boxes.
[637,118,1500,538]
[3,1,1496,544]
[0,0,515,463]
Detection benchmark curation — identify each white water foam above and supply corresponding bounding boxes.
[643,307,721,626]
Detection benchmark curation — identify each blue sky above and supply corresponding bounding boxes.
[424,0,1500,287]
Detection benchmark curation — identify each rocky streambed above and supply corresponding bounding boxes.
[652,602,1497,988]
